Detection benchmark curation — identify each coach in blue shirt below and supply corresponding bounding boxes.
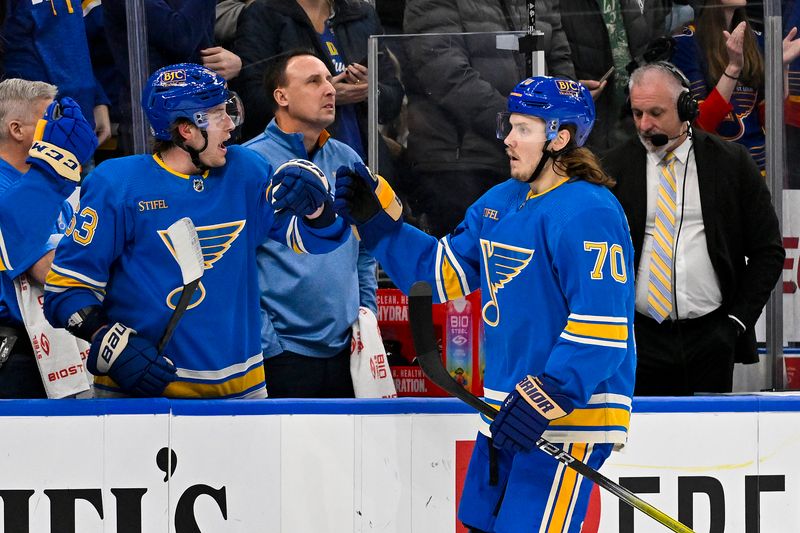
[244,49,377,398]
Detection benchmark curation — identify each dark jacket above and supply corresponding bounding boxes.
[604,130,785,364]
[234,0,404,143]
[103,0,216,151]
[401,0,576,174]
[560,0,671,149]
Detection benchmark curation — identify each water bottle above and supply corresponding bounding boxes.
[446,297,472,388]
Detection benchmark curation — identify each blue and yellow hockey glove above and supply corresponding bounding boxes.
[88,323,177,397]
[26,97,99,183]
[333,162,403,244]
[490,376,574,454]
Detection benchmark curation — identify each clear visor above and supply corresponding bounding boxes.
[496,112,550,142]
[193,92,244,130]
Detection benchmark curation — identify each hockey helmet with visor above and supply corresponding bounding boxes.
[142,63,243,141]
[497,77,595,147]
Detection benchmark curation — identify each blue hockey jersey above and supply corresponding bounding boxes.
[0,164,77,274]
[367,177,636,444]
[44,146,349,398]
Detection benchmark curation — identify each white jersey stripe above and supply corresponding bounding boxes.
[568,313,628,323]
[442,236,471,295]
[433,242,447,303]
[0,229,13,270]
[176,352,264,380]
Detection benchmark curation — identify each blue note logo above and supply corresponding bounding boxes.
[479,239,534,327]
[158,220,246,309]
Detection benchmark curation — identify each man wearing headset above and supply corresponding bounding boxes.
[604,62,784,396]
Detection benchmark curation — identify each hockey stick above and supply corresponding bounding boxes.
[408,281,695,533]
[157,217,204,354]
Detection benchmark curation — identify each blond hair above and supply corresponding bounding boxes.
[0,79,57,141]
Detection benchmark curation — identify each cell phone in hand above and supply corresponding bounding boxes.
[598,66,615,84]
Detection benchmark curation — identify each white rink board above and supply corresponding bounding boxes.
[0,396,798,532]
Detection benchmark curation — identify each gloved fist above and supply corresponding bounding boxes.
[269,159,331,217]
[88,322,177,397]
[333,162,402,228]
[490,375,574,454]
[26,97,99,183]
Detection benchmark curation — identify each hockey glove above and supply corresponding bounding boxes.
[26,97,99,183]
[489,375,574,454]
[88,323,178,397]
[269,159,331,218]
[333,163,403,242]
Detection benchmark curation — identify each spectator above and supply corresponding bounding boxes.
[0,79,95,398]
[243,50,377,398]
[785,0,800,187]
[234,0,404,166]
[559,0,673,150]
[85,0,124,163]
[215,0,253,49]
[671,0,800,172]
[604,63,785,395]
[400,0,577,237]
[104,1,242,152]
[3,0,111,146]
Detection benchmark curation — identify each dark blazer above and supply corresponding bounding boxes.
[603,130,785,364]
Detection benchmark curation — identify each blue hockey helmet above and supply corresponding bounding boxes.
[142,63,241,141]
[498,77,595,147]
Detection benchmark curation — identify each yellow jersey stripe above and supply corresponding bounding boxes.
[560,332,627,349]
[153,153,209,180]
[44,271,106,293]
[554,406,631,429]
[547,443,588,533]
[440,253,465,300]
[564,320,627,341]
[95,364,266,398]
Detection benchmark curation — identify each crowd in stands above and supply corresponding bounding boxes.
[0,0,797,189]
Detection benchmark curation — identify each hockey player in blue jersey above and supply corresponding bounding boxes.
[43,63,348,398]
[334,77,636,532]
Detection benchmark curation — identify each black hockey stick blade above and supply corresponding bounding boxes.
[157,218,204,354]
[408,281,695,533]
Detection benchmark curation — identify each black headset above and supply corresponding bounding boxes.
[650,61,700,123]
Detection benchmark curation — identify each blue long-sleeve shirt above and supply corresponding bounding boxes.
[3,0,109,128]
[244,120,378,358]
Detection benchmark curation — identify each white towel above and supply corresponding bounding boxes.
[350,307,397,398]
[14,273,92,398]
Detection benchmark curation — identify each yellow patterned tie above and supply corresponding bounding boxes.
[647,152,677,323]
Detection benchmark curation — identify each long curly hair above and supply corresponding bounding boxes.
[553,125,616,188]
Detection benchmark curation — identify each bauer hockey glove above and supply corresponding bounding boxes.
[26,97,99,183]
[88,323,177,397]
[489,375,574,454]
[269,159,332,218]
[333,162,403,244]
